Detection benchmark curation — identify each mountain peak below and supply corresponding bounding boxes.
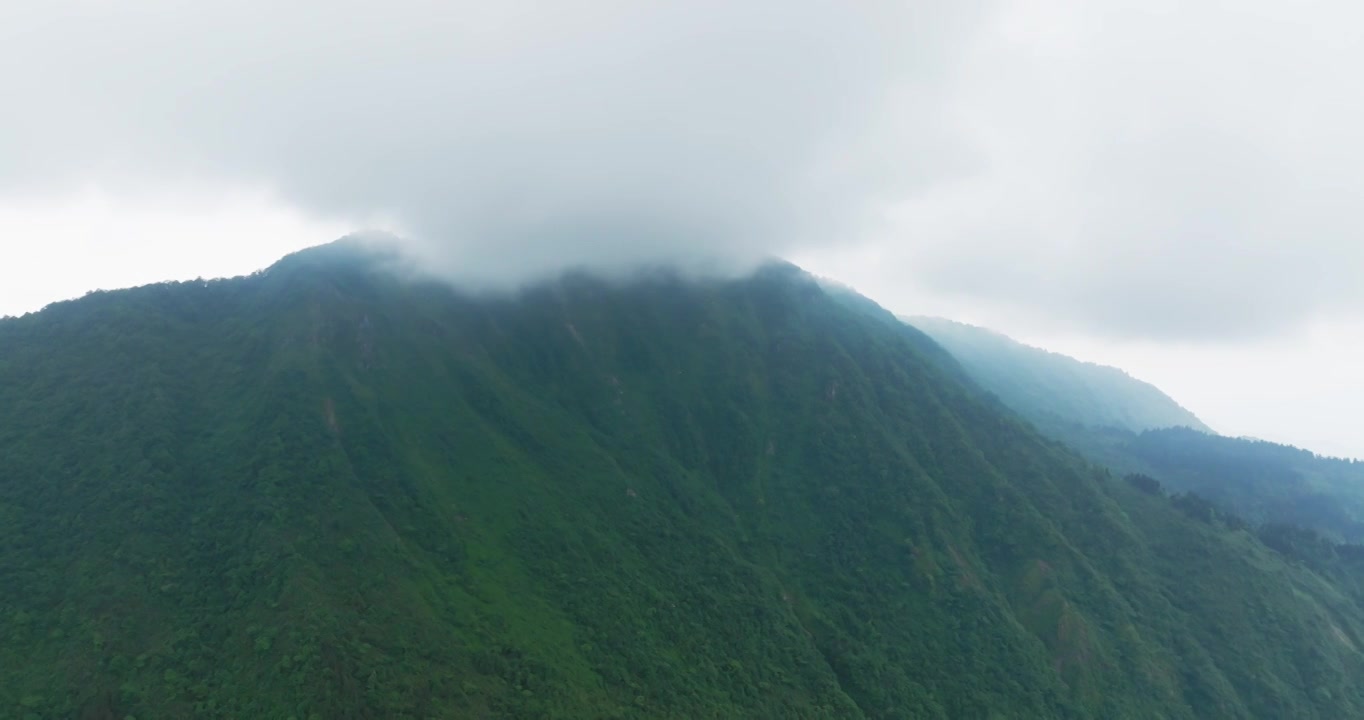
[269,232,407,273]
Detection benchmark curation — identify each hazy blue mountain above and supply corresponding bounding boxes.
[906,316,1210,435]
[2,241,1363,718]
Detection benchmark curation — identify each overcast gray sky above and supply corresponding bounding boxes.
[2,1,1361,458]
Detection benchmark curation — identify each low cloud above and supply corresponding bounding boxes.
[858,0,1364,340]
[0,0,985,287]
[4,1,1364,338]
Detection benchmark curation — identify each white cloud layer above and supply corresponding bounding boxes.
[5,0,1362,337]
[858,0,1364,340]
[0,0,984,287]
[3,1,1363,454]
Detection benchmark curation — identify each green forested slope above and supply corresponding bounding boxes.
[1129,429,1364,538]
[2,241,1362,719]
[906,316,1210,434]
[1074,427,1364,544]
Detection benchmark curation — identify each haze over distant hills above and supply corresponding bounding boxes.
[907,315,1364,545]
[4,242,1364,718]
[906,316,1211,436]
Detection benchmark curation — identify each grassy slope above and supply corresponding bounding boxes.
[1,244,1361,718]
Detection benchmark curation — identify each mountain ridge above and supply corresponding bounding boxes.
[906,315,1211,434]
[2,242,1362,718]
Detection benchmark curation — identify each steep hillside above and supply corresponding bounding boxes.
[2,241,1362,719]
[907,316,1210,434]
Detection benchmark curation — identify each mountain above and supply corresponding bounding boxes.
[905,317,1364,544]
[1115,428,1364,543]
[906,316,1210,435]
[4,241,1364,718]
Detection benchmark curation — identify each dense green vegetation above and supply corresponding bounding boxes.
[3,240,1364,718]
[907,316,1210,434]
[1077,427,1364,544]
[1133,429,1364,538]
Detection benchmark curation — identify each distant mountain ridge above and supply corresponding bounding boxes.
[904,315,1364,545]
[906,316,1211,434]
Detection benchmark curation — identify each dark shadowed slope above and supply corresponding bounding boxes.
[907,316,1210,435]
[2,241,1363,718]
